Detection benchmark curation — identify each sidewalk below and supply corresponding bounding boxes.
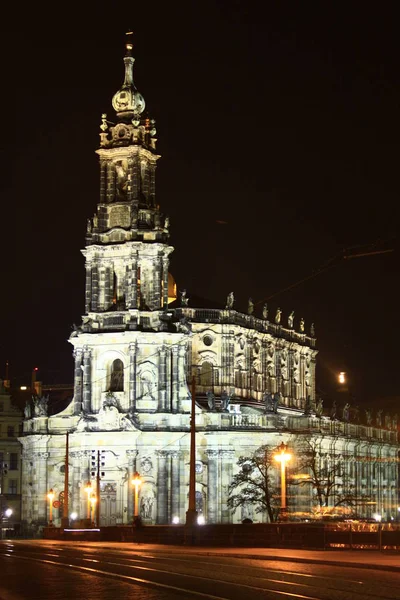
[36,540,400,573]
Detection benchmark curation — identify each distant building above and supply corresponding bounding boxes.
[19,38,399,532]
[0,380,23,536]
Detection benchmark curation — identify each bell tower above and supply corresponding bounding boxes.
[84,32,174,314]
[68,34,190,419]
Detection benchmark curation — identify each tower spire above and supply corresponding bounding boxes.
[112,32,145,118]
[125,29,133,56]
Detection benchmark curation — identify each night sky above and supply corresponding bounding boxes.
[3,3,400,408]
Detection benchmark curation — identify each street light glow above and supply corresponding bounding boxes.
[4,508,12,518]
[131,472,142,521]
[338,371,346,384]
[274,442,292,463]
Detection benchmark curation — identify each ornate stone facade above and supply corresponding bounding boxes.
[19,37,399,530]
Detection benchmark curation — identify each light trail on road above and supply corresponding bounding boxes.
[1,541,399,600]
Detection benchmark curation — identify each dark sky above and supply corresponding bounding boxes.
[3,2,400,406]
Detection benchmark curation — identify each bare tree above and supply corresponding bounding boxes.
[290,435,358,515]
[227,445,280,522]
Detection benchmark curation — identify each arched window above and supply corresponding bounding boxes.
[109,359,124,391]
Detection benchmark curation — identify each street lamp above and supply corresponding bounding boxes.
[0,508,13,540]
[90,493,97,526]
[84,481,92,521]
[274,442,292,520]
[131,471,142,525]
[47,488,55,526]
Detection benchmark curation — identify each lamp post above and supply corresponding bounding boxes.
[131,472,141,525]
[0,508,13,540]
[47,488,55,526]
[84,482,92,522]
[90,493,97,526]
[274,442,292,521]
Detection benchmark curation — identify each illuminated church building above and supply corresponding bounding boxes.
[20,40,399,528]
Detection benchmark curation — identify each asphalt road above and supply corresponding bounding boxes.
[0,540,399,600]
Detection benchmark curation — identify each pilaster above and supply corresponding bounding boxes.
[83,347,92,412]
[73,348,83,415]
[156,450,169,524]
[206,449,219,523]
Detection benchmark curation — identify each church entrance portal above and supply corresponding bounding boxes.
[100,483,117,526]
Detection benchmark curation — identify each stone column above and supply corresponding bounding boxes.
[100,160,107,204]
[127,158,134,202]
[85,264,92,313]
[171,346,179,413]
[158,345,166,411]
[177,344,187,412]
[129,343,137,412]
[130,257,138,309]
[206,450,219,524]
[171,451,181,520]
[104,264,112,309]
[261,340,267,393]
[165,346,171,412]
[153,256,162,309]
[91,265,99,312]
[132,157,139,200]
[125,264,131,308]
[73,348,83,415]
[37,452,49,524]
[220,450,234,523]
[83,347,92,413]
[106,161,115,203]
[310,354,317,403]
[157,451,169,524]
[162,257,169,308]
[71,451,82,517]
[126,450,138,523]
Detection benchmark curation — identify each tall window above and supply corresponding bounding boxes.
[8,479,18,495]
[7,426,14,438]
[10,453,18,470]
[110,359,124,391]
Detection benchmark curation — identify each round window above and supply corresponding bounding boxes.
[203,335,213,347]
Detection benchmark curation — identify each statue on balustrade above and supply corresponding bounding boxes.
[24,399,31,420]
[275,308,282,325]
[365,409,372,426]
[392,414,398,430]
[315,397,323,418]
[32,394,49,417]
[330,400,337,420]
[299,317,305,333]
[262,303,268,320]
[263,391,273,412]
[180,289,189,306]
[342,402,350,422]
[247,298,254,315]
[288,311,294,329]
[226,292,235,310]
[220,389,231,412]
[206,390,215,411]
[272,392,281,413]
[376,409,382,427]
